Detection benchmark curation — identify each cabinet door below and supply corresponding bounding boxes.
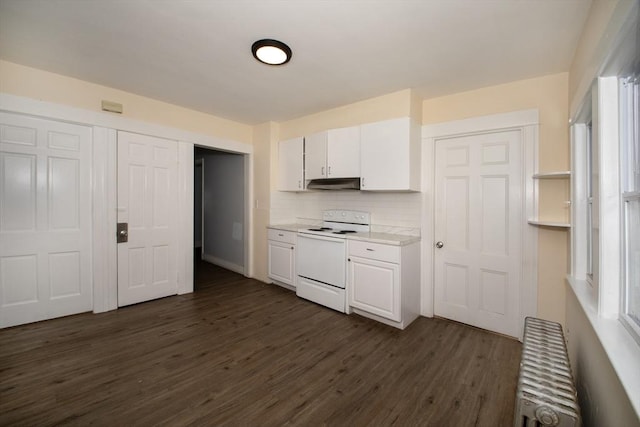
[327,126,360,178]
[278,137,304,191]
[348,256,400,321]
[268,240,295,286]
[360,117,411,190]
[305,131,327,180]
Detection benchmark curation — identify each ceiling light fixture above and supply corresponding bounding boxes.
[252,39,292,66]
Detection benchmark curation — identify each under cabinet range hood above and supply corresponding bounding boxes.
[306,177,361,190]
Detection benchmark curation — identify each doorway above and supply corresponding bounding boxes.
[194,147,246,289]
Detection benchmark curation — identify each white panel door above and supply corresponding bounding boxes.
[117,131,178,307]
[0,112,92,328]
[434,130,522,337]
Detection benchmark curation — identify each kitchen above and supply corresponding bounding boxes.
[0,0,639,425]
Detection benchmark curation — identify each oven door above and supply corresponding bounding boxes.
[296,233,346,288]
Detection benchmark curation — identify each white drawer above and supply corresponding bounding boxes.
[348,240,399,263]
[268,228,297,244]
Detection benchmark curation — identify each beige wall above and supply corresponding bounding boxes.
[569,0,636,117]
[279,88,417,141]
[0,61,571,326]
[252,121,279,282]
[0,60,252,143]
[422,72,570,325]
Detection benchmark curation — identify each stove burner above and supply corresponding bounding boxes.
[308,227,333,232]
[332,230,357,235]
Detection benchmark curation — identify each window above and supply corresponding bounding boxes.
[620,75,640,341]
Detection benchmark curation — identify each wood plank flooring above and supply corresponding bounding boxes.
[1,261,522,426]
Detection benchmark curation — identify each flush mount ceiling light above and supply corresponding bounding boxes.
[251,39,292,65]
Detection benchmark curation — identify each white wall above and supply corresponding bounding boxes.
[270,191,421,234]
[201,150,246,272]
[566,289,639,427]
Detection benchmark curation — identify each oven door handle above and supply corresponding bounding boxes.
[297,233,343,243]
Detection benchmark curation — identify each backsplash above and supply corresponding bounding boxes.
[270,190,422,234]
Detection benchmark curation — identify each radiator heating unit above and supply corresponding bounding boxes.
[514,317,581,427]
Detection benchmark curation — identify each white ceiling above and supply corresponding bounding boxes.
[0,0,592,125]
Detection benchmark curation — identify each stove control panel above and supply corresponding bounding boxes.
[323,210,370,225]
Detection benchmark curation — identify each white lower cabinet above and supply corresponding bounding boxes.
[349,255,401,321]
[347,240,420,329]
[267,229,296,290]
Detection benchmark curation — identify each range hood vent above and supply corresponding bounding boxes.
[306,177,361,190]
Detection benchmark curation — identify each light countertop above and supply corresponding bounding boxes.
[346,232,420,246]
[267,223,309,233]
[267,224,420,246]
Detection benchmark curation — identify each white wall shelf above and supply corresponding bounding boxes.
[533,171,571,179]
[530,170,571,228]
[527,219,571,228]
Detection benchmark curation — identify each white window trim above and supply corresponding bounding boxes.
[596,77,622,318]
[570,123,588,281]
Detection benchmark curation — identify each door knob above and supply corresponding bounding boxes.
[435,241,444,249]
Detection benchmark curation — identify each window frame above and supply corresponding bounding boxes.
[620,75,640,343]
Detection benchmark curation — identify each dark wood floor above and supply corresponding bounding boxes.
[1,260,521,426]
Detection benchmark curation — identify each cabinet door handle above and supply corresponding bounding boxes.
[328,166,331,175]
[348,258,351,262]
[321,166,325,176]
[291,246,294,250]
[366,248,374,251]
[278,233,284,237]
[361,177,365,188]
[298,180,301,188]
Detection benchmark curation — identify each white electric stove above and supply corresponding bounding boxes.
[296,210,370,312]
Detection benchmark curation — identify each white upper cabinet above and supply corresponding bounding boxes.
[278,137,305,191]
[305,126,360,180]
[304,132,327,180]
[360,117,421,191]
